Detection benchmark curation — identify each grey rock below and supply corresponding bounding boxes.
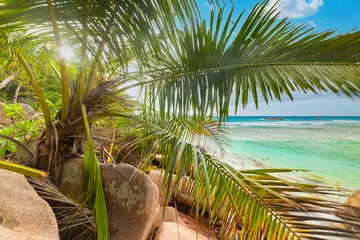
[101,163,160,240]
[13,139,37,165]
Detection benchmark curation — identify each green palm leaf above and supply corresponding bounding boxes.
[81,104,109,240]
[137,0,360,121]
[1,1,359,239]
[118,112,360,240]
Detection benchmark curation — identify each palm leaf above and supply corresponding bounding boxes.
[135,0,360,121]
[188,155,360,239]
[0,0,199,70]
[28,177,96,240]
[118,112,360,240]
[81,104,109,240]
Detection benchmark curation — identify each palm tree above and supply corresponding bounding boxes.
[0,0,359,239]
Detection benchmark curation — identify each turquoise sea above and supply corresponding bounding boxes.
[221,116,360,191]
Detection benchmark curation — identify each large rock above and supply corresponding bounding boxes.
[101,163,160,240]
[13,139,37,165]
[154,222,207,240]
[59,160,164,239]
[156,206,186,227]
[0,168,59,240]
[148,170,177,206]
[59,158,85,202]
[343,189,360,218]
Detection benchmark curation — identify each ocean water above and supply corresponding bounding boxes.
[221,116,360,191]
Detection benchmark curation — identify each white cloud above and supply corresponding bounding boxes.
[266,0,324,19]
[306,20,316,27]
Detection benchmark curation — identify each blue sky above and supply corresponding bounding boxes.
[199,0,360,116]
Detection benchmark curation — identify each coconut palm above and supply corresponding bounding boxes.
[0,0,360,239]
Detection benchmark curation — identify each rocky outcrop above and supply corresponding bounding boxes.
[0,169,59,240]
[59,160,162,239]
[343,189,360,218]
[156,206,186,227]
[101,163,160,240]
[59,158,85,202]
[148,170,177,206]
[154,222,207,240]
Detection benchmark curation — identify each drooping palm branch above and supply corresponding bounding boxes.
[1,0,360,239]
[120,111,360,240]
[135,0,360,121]
[28,177,96,240]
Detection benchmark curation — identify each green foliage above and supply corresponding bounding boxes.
[81,105,109,240]
[0,0,359,239]
[14,119,41,141]
[0,103,42,157]
[44,91,62,117]
[3,103,25,120]
[139,0,360,121]
[0,126,16,156]
[83,138,109,240]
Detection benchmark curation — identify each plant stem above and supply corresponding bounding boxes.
[73,0,88,109]
[0,160,48,180]
[0,134,34,158]
[46,0,70,122]
[17,53,51,139]
[13,84,21,103]
[83,44,103,98]
[81,104,91,138]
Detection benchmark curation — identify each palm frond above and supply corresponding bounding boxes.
[117,112,360,240]
[120,111,230,161]
[0,0,199,70]
[28,177,96,240]
[180,155,360,239]
[81,104,109,240]
[137,0,360,121]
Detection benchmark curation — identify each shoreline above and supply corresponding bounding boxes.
[221,152,354,201]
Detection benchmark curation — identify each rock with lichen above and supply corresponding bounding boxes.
[101,163,160,240]
[59,158,85,202]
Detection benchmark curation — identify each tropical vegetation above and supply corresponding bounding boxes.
[0,0,360,239]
